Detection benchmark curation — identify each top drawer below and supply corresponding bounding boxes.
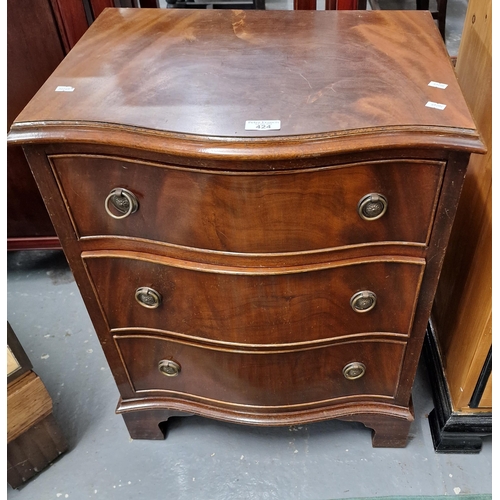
[50,154,444,254]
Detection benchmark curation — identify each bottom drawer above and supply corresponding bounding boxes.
[115,335,406,408]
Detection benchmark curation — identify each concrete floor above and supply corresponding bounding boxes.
[5,250,492,500]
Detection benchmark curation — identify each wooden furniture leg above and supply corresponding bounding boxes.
[339,402,415,448]
[120,409,192,440]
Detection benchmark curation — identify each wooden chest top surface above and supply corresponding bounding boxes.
[12,8,479,144]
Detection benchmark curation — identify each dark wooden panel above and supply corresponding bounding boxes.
[7,414,68,489]
[7,147,56,239]
[137,0,159,6]
[49,0,89,51]
[7,0,65,126]
[115,334,406,405]
[52,155,444,253]
[295,0,316,9]
[337,0,359,8]
[7,237,62,251]
[321,0,366,8]
[90,0,115,19]
[7,0,65,242]
[84,253,424,343]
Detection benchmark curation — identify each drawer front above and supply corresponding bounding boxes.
[51,154,444,253]
[115,335,406,406]
[84,253,424,344]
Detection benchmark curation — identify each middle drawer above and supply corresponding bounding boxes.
[83,252,424,345]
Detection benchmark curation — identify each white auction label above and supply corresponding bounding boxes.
[426,101,447,110]
[245,120,281,131]
[428,81,448,89]
[55,86,75,92]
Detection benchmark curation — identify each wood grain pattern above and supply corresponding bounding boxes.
[7,0,65,127]
[11,10,478,140]
[116,397,413,437]
[7,414,68,489]
[7,0,64,242]
[89,0,114,19]
[394,152,471,405]
[294,0,316,9]
[478,373,492,408]
[115,334,406,406]
[7,348,20,377]
[51,155,444,253]
[120,409,190,440]
[9,123,484,161]
[339,403,414,448]
[7,236,62,251]
[84,252,424,344]
[431,0,492,411]
[49,0,89,51]
[7,372,53,443]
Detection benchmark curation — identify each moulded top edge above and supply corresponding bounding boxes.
[7,120,487,159]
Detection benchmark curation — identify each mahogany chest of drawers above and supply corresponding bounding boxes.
[8,8,484,447]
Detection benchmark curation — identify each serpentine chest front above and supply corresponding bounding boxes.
[8,8,484,447]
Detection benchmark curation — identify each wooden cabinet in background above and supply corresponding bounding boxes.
[7,323,68,489]
[426,0,492,453]
[7,0,66,250]
[7,0,116,251]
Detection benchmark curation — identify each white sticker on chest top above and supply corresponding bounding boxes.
[245,120,281,131]
[55,86,75,92]
[428,81,448,89]
[426,101,447,110]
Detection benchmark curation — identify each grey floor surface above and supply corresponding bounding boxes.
[5,251,492,500]
[7,1,491,498]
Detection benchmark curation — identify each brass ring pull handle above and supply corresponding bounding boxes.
[158,359,181,377]
[357,193,388,220]
[343,362,366,380]
[135,287,162,309]
[105,187,139,220]
[350,290,377,313]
